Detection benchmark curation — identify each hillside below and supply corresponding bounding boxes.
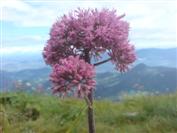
[1,64,177,99]
[95,64,177,99]
[0,92,177,133]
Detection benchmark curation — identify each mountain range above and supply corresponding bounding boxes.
[1,63,177,99]
[1,48,177,72]
[95,64,177,99]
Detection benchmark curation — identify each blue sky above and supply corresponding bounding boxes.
[0,0,176,54]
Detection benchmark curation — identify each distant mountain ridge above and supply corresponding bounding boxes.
[95,63,177,99]
[136,48,177,68]
[1,48,177,72]
[1,64,177,99]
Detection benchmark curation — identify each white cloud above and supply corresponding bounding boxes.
[0,0,31,12]
[0,0,176,52]
[0,45,43,54]
[1,0,176,34]
[1,0,175,28]
[1,0,57,27]
[2,35,48,48]
[134,40,177,49]
[8,35,46,42]
[18,35,45,41]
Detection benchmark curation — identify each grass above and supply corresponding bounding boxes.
[0,92,177,133]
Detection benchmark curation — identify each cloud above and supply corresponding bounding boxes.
[134,40,176,49]
[2,35,48,47]
[8,35,45,42]
[1,0,175,28]
[0,0,176,53]
[0,0,31,12]
[130,29,176,41]
[0,45,43,54]
[1,0,57,27]
[1,0,176,36]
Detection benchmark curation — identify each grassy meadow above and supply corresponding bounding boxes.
[0,92,177,133]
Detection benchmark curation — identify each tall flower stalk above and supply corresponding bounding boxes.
[43,8,136,133]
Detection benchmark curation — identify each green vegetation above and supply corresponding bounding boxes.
[0,92,177,133]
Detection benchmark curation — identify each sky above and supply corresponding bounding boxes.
[0,0,177,54]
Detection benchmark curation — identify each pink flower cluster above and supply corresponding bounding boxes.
[50,56,96,97]
[43,8,136,96]
[43,8,136,71]
[109,42,136,72]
